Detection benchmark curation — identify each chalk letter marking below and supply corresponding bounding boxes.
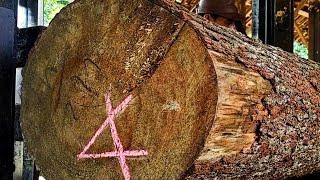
[77,92,148,180]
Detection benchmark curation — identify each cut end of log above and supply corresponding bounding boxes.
[22,0,219,179]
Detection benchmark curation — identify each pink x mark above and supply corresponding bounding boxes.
[77,92,148,180]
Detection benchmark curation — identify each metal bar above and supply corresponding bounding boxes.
[18,0,44,28]
[266,0,275,45]
[27,0,40,26]
[0,7,16,179]
[252,0,259,39]
[17,0,28,28]
[13,141,24,179]
[37,0,44,25]
[257,0,275,44]
[274,0,294,52]
[257,0,294,52]
[309,2,320,62]
[258,0,267,43]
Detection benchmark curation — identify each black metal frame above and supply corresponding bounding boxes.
[309,4,320,62]
[0,5,16,180]
[0,0,44,178]
[18,0,44,27]
[257,0,294,52]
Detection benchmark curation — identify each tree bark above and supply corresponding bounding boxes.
[21,0,320,179]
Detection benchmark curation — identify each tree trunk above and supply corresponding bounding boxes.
[21,0,320,179]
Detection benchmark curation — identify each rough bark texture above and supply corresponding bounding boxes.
[21,0,320,179]
[169,0,199,10]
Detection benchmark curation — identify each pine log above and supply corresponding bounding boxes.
[21,0,320,179]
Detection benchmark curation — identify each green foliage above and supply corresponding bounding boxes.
[44,0,71,25]
[294,41,308,60]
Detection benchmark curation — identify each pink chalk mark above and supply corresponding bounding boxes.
[77,92,148,180]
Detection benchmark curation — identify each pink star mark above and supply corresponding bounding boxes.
[77,92,148,180]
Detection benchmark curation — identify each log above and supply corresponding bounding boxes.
[21,0,320,179]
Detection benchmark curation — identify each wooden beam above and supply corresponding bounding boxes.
[294,0,307,17]
[246,19,252,26]
[298,10,309,18]
[294,21,308,46]
[245,0,250,6]
[246,9,252,17]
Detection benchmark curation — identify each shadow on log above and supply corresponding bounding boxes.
[21,0,320,179]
